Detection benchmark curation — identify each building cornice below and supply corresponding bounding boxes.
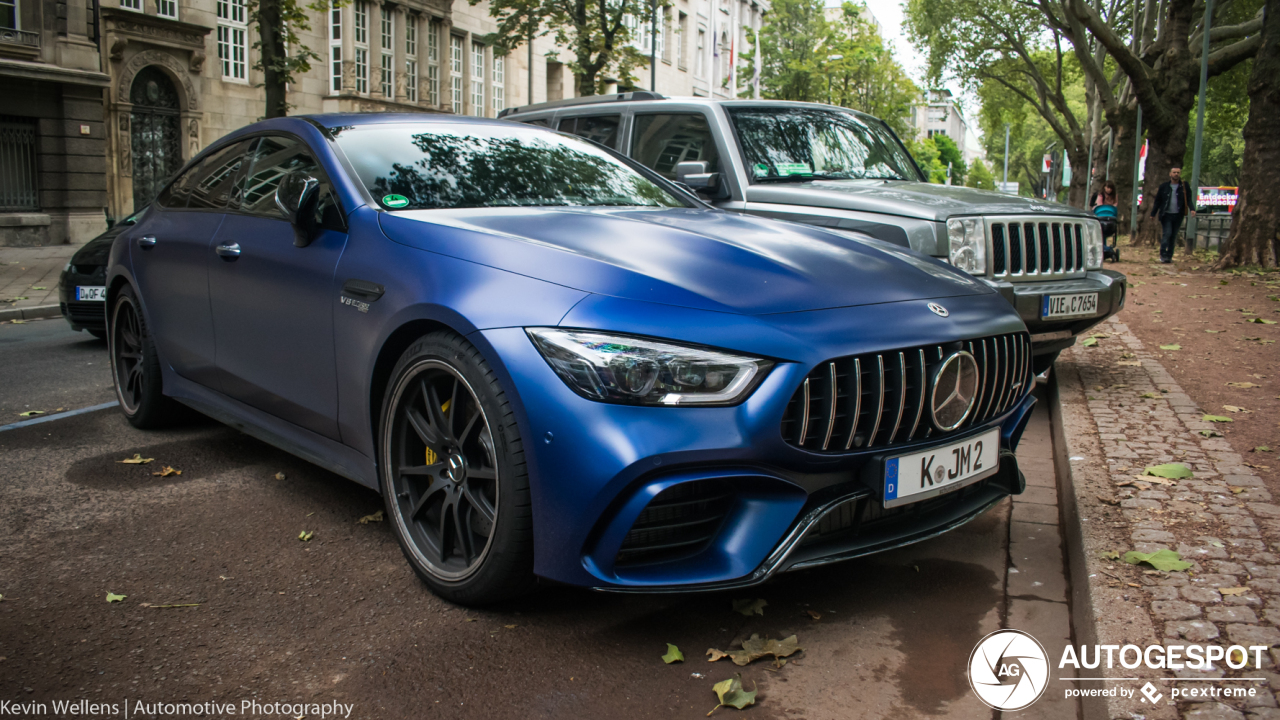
[0,57,111,86]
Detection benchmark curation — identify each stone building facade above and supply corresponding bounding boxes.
[0,0,110,245]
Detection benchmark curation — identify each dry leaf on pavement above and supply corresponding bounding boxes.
[357,511,384,524]
[708,676,756,715]
[707,634,802,667]
[731,598,767,617]
[118,454,154,464]
[151,466,181,477]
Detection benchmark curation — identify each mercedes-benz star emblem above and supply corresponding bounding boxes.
[928,302,949,317]
[931,351,980,431]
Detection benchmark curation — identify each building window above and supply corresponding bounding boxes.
[0,116,38,211]
[677,12,687,69]
[491,54,504,114]
[216,0,247,82]
[1,0,17,28]
[450,34,462,114]
[427,19,440,106]
[353,1,369,94]
[329,7,341,94]
[695,28,705,77]
[663,9,673,63]
[379,5,393,98]
[156,0,177,19]
[470,40,484,117]
[120,0,141,12]
[405,15,417,103]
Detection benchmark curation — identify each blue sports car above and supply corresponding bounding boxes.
[106,113,1036,604]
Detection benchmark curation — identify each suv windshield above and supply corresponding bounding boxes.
[728,107,920,183]
[332,123,686,210]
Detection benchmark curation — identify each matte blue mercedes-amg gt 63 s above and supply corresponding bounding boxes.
[106,113,1038,605]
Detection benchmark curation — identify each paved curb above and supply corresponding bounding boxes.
[0,304,60,321]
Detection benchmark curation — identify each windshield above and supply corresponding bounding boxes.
[332,123,686,211]
[727,107,920,183]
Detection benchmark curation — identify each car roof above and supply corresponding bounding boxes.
[499,94,883,124]
[297,112,518,130]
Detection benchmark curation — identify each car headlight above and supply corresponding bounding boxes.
[946,218,987,275]
[1083,219,1103,269]
[62,261,72,273]
[527,328,773,406]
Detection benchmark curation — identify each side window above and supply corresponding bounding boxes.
[240,136,327,221]
[154,140,252,210]
[558,114,621,149]
[523,118,549,128]
[631,113,721,180]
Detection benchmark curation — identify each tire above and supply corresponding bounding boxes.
[1032,350,1060,376]
[88,328,107,341]
[108,285,182,429]
[378,331,535,605]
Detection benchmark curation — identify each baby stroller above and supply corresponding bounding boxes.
[1093,202,1120,262]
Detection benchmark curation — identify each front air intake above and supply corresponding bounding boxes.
[614,480,733,568]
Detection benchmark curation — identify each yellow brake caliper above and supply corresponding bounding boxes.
[424,399,451,466]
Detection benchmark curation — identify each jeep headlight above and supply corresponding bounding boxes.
[946,218,987,275]
[527,329,773,406]
[1083,219,1103,269]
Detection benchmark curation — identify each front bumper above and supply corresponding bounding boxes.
[986,269,1126,355]
[58,269,108,333]
[476,295,1036,592]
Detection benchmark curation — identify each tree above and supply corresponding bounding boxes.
[906,136,947,183]
[478,0,650,96]
[967,158,996,190]
[932,134,967,185]
[757,0,828,101]
[249,0,341,118]
[1073,0,1264,245]
[1216,0,1279,268]
[822,2,920,136]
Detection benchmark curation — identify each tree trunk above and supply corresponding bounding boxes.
[1107,109,1137,232]
[258,0,288,118]
[1216,0,1280,269]
[576,68,598,96]
[1066,148,1088,207]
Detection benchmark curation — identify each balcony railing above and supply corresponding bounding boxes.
[0,28,40,48]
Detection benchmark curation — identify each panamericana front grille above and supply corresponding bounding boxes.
[780,332,1031,453]
[615,480,733,568]
[989,216,1087,281]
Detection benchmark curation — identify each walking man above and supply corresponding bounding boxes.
[1150,166,1196,263]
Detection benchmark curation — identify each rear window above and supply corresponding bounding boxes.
[332,123,685,211]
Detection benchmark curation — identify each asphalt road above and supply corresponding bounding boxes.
[0,319,1035,719]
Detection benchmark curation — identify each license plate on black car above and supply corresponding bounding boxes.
[883,428,1000,508]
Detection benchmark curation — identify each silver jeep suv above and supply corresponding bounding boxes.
[499,93,1126,373]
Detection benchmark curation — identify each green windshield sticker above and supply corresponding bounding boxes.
[382,194,409,209]
[775,163,813,176]
[754,163,770,176]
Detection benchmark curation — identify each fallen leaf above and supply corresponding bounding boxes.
[1100,551,1121,560]
[151,466,181,477]
[805,609,822,621]
[1081,337,1099,347]
[732,598,767,617]
[17,410,43,417]
[30,286,45,290]
[1253,446,1272,453]
[707,634,802,667]
[274,472,286,480]
[1205,329,1222,333]
[1231,487,1245,494]
[8,320,26,324]
[1226,382,1261,388]
[663,643,685,664]
[1144,463,1193,479]
[1203,415,1234,423]
[1219,587,1249,596]
[1123,549,1193,572]
[1140,392,1160,399]
[1248,318,1277,324]
[1120,352,1136,359]
[1160,344,1182,350]
[106,592,126,603]
[1209,541,1225,547]
[117,454,154,464]
[504,624,517,629]
[1198,430,1223,437]
[357,510,384,524]
[298,530,313,542]
[709,676,757,714]
[1223,405,1249,413]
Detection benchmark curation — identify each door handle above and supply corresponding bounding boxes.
[138,236,157,249]
[215,242,241,259]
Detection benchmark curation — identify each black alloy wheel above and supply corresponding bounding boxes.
[380,332,534,604]
[108,285,180,428]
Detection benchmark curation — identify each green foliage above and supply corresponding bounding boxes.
[932,134,966,185]
[966,158,995,190]
[476,0,652,96]
[247,0,343,117]
[757,0,917,135]
[905,136,946,183]
[1183,60,1252,188]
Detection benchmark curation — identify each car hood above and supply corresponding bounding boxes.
[746,180,1090,222]
[71,228,126,267]
[378,207,992,315]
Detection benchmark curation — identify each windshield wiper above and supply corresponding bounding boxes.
[754,173,851,183]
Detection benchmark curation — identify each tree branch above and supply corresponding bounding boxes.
[1207,32,1263,76]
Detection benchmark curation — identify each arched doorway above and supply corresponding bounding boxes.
[129,66,182,211]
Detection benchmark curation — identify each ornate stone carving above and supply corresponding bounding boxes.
[109,37,128,61]
[187,118,199,157]
[190,51,205,73]
[116,49,199,111]
[118,115,131,178]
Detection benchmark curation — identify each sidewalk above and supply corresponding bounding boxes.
[1057,316,1280,720]
[0,245,78,321]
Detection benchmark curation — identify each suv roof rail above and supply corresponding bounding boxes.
[497,91,666,119]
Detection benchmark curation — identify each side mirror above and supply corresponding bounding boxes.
[275,172,321,247]
[675,161,720,193]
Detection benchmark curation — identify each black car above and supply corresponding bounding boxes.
[59,208,147,339]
